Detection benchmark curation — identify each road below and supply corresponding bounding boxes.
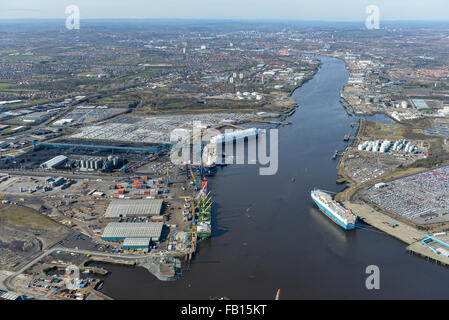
[0,169,119,181]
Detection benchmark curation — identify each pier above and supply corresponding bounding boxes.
[339,96,354,116]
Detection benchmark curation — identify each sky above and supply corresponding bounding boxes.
[0,0,448,21]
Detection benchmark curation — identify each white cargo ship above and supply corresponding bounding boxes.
[311,189,357,230]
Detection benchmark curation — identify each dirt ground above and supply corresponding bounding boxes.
[0,203,69,271]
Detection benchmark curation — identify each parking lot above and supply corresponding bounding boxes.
[364,165,449,224]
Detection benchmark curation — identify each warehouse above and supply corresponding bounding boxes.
[22,111,52,123]
[104,199,163,218]
[102,222,163,242]
[40,155,68,169]
[122,238,151,251]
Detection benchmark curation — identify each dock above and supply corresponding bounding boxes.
[344,202,422,243]
[253,119,291,126]
[343,201,449,268]
[406,242,449,268]
[339,97,354,116]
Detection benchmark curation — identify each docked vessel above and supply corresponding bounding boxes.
[202,143,217,174]
[311,189,356,230]
[196,199,212,238]
[209,127,259,145]
[195,183,213,239]
[201,128,262,172]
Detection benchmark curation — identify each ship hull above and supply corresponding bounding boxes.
[197,232,211,239]
[203,165,217,175]
[311,196,355,230]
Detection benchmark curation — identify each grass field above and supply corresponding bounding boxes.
[0,203,62,231]
[0,55,38,61]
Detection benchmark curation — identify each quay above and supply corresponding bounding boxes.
[343,202,449,268]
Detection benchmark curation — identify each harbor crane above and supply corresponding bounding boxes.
[189,166,198,191]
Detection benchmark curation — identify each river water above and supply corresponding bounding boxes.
[100,56,449,300]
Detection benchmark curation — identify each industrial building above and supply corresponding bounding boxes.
[102,222,163,242]
[122,238,151,250]
[40,155,68,169]
[21,111,52,123]
[78,157,103,170]
[412,99,430,110]
[104,199,163,218]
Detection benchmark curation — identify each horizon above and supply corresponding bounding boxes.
[1,0,449,21]
[0,17,448,25]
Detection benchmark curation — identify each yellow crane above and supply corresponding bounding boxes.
[203,202,212,213]
[203,191,211,200]
[203,196,212,207]
[195,193,211,209]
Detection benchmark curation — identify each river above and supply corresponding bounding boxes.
[100,56,449,300]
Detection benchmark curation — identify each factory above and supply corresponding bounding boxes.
[101,222,163,242]
[77,157,103,171]
[104,199,164,218]
[74,155,121,171]
[40,155,68,169]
